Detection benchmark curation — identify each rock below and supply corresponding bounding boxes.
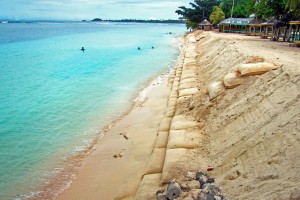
[156,189,167,200]
[187,180,200,190]
[214,195,223,200]
[186,171,196,181]
[166,181,182,199]
[204,184,221,196]
[157,193,168,200]
[197,191,215,200]
[196,171,207,181]
[206,178,215,183]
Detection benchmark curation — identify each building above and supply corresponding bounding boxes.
[199,19,212,31]
[219,18,253,33]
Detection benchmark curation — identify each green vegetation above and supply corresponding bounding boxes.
[176,0,300,29]
[210,6,225,25]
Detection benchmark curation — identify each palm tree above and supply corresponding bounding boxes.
[286,0,300,11]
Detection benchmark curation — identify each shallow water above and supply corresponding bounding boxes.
[0,22,185,199]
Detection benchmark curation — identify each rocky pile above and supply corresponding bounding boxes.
[156,171,224,200]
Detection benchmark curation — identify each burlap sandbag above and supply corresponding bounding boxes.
[158,117,172,131]
[181,73,196,80]
[167,98,177,107]
[179,82,196,90]
[161,148,188,183]
[180,78,197,84]
[223,72,246,88]
[238,62,277,75]
[134,174,163,200]
[114,178,140,200]
[167,130,201,149]
[155,131,169,148]
[144,148,166,175]
[169,90,178,98]
[179,88,198,97]
[164,106,175,117]
[207,81,225,100]
[170,115,198,130]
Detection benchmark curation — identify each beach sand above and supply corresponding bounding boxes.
[56,73,174,200]
[57,31,300,200]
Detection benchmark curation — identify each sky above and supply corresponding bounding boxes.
[0,0,190,20]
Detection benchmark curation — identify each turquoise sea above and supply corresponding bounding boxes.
[0,22,185,199]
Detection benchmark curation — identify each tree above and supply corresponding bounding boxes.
[176,0,221,29]
[209,6,225,25]
[286,0,300,10]
[286,0,300,18]
[186,19,199,31]
[255,0,287,19]
[220,0,256,18]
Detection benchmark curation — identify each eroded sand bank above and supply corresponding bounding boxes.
[58,31,300,200]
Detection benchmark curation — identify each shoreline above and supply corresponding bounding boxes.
[53,37,187,200]
[25,37,185,200]
[30,29,300,200]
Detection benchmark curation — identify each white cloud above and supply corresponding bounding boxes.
[0,0,190,20]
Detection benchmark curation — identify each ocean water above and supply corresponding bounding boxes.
[0,22,185,199]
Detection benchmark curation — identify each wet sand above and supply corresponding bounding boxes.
[56,75,173,200]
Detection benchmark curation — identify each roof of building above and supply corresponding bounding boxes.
[219,18,253,26]
[261,17,278,25]
[248,19,267,25]
[199,19,212,25]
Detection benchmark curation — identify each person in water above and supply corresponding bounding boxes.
[81,47,85,51]
[138,47,141,50]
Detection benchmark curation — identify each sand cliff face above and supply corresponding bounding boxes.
[58,30,299,200]
[135,31,300,199]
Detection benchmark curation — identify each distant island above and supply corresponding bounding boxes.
[0,18,184,24]
[91,18,184,24]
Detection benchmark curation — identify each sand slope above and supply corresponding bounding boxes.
[135,31,300,199]
[58,31,300,200]
[190,31,300,199]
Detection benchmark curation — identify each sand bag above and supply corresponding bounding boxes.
[181,73,195,80]
[178,88,198,97]
[159,117,172,131]
[223,72,246,88]
[164,106,175,117]
[144,148,166,175]
[188,36,196,43]
[169,90,178,98]
[207,81,224,100]
[135,174,163,200]
[161,148,188,183]
[180,77,197,84]
[114,178,140,200]
[167,130,200,149]
[179,82,196,90]
[170,115,198,130]
[238,62,277,76]
[167,98,177,107]
[155,131,169,148]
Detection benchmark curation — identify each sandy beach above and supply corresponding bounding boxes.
[57,30,300,200]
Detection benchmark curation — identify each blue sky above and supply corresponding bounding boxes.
[0,0,190,20]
